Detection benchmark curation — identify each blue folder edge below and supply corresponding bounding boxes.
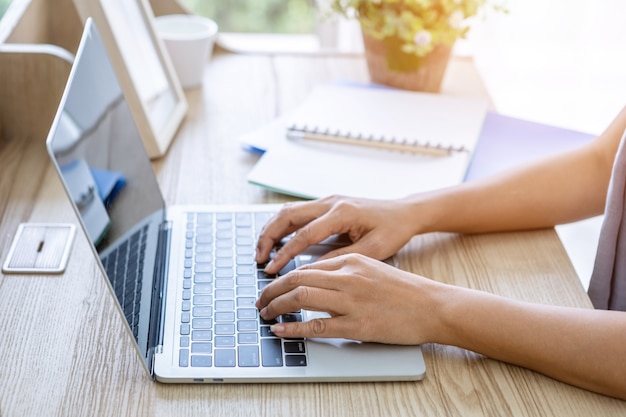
[90,167,127,208]
[464,112,596,182]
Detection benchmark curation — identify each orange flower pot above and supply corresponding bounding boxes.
[362,31,453,93]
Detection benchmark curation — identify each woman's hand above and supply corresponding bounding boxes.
[255,195,417,275]
[255,253,444,345]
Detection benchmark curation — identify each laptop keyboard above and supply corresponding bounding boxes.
[100,225,148,341]
[178,211,308,369]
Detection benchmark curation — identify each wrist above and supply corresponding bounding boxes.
[408,278,459,345]
[398,189,452,236]
[417,282,493,347]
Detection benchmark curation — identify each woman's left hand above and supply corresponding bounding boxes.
[255,253,444,345]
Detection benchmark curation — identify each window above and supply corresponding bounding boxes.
[180,0,317,34]
[0,0,12,17]
[0,1,319,35]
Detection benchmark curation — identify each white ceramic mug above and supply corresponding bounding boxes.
[154,14,218,89]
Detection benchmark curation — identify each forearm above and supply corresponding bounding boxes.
[403,106,626,235]
[406,148,606,235]
[433,285,626,399]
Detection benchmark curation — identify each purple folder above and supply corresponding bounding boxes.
[465,112,596,181]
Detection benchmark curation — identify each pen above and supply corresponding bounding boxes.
[286,125,466,157]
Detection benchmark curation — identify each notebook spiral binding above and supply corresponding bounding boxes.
[286,124,468,156]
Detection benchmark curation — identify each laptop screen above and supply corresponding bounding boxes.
[46,20,166,366]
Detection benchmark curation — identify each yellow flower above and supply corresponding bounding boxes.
[331,0,500,57]
[448,10,464,29]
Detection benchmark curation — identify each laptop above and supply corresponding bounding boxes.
[46,19,426,383]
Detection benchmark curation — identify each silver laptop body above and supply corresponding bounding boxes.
[45,19,426,383]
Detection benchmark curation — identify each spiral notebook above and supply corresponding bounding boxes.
[246,84,487,199]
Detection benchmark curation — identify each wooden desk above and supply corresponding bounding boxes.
[1,50,625,416]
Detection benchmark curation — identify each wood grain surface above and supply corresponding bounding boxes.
[1,39,625,416]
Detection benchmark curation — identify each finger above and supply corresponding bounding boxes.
[297,253,353,272]
[260,286,344,321]
[270,316,358,340]
[256,268,343,313]
[255,201,328,264]
[315,233,392,263]
[264,212,350,274]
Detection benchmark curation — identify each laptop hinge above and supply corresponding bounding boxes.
[147,220,172,375]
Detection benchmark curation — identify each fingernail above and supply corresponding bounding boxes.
[265,259,275,272]
[270,324,284,334]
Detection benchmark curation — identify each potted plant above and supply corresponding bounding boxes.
[330,0,500,92]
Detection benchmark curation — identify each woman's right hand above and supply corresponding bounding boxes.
[255,195,417,275]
